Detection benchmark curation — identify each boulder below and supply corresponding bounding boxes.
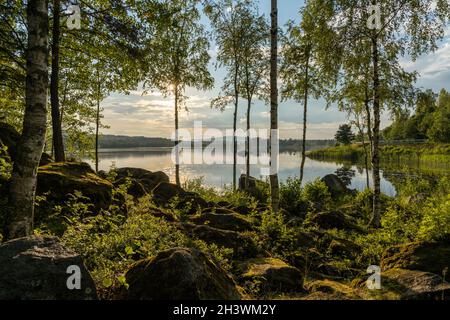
[37,162,112,211]
[328,238,362,259]
[189,211,254,232]
[182,223,259,258]
[114,167,169,198]
[321,174,350,195]
[151,181,185,203]
[0,122,20,160]
[381,239,450,276]
[239,258,304,293]
[381,268,450,300]
[0,236,97,300]
[125,247,241,300]
[307,210,363,232]
[304,279,361,300]
[152,182,208,214]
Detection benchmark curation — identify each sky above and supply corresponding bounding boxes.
[100,0,450,140]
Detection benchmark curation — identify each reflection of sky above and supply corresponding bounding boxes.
[87,149,398,196]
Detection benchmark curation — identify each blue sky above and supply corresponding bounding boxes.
[101,0,450,139]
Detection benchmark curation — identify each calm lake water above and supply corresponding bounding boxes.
[86,147,406,196]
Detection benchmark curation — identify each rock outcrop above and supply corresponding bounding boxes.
[0,236,97,300]
[321,174,351,195]
[152,182,209,214]
[114,167,169,198]
[125,247,241,300]
[182,223,259,258]
[239,258,304,293]
[189,211,255,232]
[37,162,112,211]
[381,239,450,276]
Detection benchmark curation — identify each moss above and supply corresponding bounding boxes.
[381,239,450,275]
[238,257,304,295]
[37,162,113,212]
[125,248,241,300]
[305,279,362,300]
[189,211,255,232]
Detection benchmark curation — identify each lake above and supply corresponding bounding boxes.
[85,147,413,196]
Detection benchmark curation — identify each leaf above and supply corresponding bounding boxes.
[125,245,134,255]
[102,278,113,288]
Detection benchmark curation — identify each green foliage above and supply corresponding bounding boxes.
[280,177,306,215]
[280,178,332,216]
[258,209,296,257]
[0,145,11,182]
[183,177,259,210]
[335,124,355,146]
[384,89,450,143]
[62,203,190,294]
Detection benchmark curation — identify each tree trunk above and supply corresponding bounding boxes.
[371,34,381,228]
[269,0,279,213]
[358,113,370,189]
[300,51,310,185]
[95,69,100,173]
[233,65,239,191]
[245,94,251,189]
[175,84,181,186]
[50,0,65,162]
[364,85,373,152]
[5,0,49,240]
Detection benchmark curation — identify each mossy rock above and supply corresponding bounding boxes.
[238,257,304,294]
[182,223,259,258]
[189,211,255,232]
[0,236,97,300]
[381,239,450,276]
[306,210,363,233]
[114,167,169,198]
[37,162,112,211]
[314,260,361,280]
[321,174,351,196]
[379,268,450,300]
[328,238,362,259]
[125,247,241,300]
[152,182,209,214]
[304,279,362,300]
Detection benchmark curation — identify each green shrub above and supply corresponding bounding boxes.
[302,179,332,212]
[418,195,450,240]
[280,177,307,216]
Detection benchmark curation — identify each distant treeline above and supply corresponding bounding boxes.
[99,135,174,148]
[99,135,335,151]
[383,89,450,143]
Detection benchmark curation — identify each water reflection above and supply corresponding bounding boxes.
[83,148,414,196]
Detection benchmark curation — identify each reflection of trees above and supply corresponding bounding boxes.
[98,149,172,159]
[381,167,443,193]
[335,165,356,186]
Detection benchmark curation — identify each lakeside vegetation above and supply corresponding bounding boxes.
[0,0,449,302]
[1,157,449,300]
[308,143,450,165]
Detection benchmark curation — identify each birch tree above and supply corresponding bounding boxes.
[6,0,49,240]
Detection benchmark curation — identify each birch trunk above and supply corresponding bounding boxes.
[269,0,279,213]
[6,0,49,240]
